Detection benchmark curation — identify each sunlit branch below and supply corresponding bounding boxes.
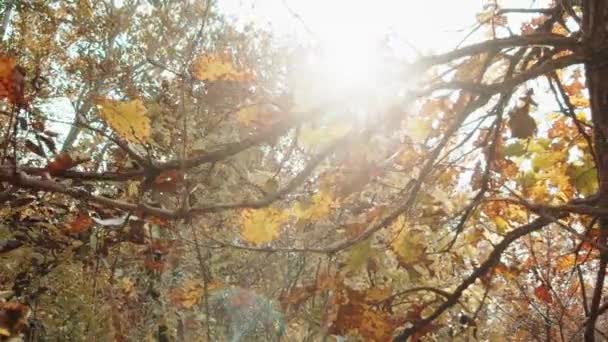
[318,95,493,254]
[416,33,578,68]
[0,129,350,220]
[380,286,471,313]
[156,109,315,171]
[486,195,608,253]
[0,170,175,218]
[425,53,586,98]
[188,133,350,215]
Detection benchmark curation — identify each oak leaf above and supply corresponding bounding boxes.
[293,191,335,221]
[327,287,403,342]
[167,279,221,309]
[66,213,93,234]
[390,216,426,266]
[240,207,289,245]
[192,54,254,82]
[96,98,151,142]
[236,104,280,128]
[556,254,578,271]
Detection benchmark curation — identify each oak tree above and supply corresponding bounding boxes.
[1,0,608,341]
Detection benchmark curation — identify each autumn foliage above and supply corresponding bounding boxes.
[2,0,608,341]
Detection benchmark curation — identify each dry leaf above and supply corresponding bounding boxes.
[66,213,93,234]
[47,152,85,173]
[534,285,553,304]
[0,302,28,338]
[0,57,25,106]
[508,90,537,139]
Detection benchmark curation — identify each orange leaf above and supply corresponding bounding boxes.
[0,57,25,106]
[67,213,93,234]
[46,153,83,173]
[534,285,553,304]
[152,170,183,193]
[564,79,584,97]
[168,280,203,309]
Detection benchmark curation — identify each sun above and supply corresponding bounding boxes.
[220,0,481,109]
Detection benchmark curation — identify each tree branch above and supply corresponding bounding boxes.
[394,217,552,341]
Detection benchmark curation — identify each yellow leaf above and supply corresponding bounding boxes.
[293,191,335,220]
[465,227,485,246]
[569,94,590,108]
[406,117,432,143]
[494,217,508,234]
[96,98,151,142]
[556,254,577,271]
[240,207,289,245]
[390,216,425,265]
[192,54,253,82]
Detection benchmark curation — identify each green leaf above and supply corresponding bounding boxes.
[346,239,372,272]
[494,217,509,234]
[503,141,526,157]
[570,166,598,196]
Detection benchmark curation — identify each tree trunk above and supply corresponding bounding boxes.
[583,1,608,340]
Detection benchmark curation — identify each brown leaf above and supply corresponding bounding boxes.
[0,57,26,106]
[326,286,404,342]
[0,302,28,338]
[152,170,183,193]
[508,90,537,139]
[25,140,45,157]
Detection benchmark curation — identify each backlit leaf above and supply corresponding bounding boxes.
[293,191,336,221]
[390,216,426,266]
[236,104,280,128]
[494,217,509,234]
[406,117,432,143]
[556,254,578,271]
[570,166,598,196]
[503,141,526,157]
[192,54,254,82]
[240,207,289,245]
[96,98,151,142]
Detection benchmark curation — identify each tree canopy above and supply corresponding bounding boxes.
[2,0,608,341]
